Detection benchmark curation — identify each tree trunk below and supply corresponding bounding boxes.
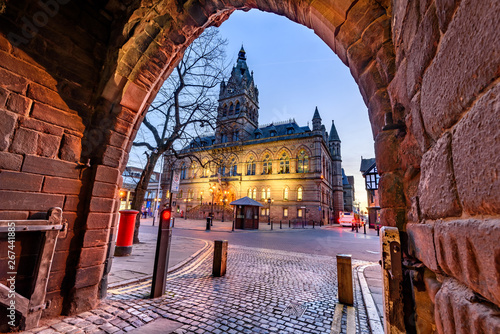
[131,152,160,243]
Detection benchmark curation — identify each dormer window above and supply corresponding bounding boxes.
[287,128,294,134]
[255,133,261,139]
[270,131,276,137]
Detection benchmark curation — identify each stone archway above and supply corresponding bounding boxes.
[0,0,498,332]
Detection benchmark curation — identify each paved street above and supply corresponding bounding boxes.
[24,219,383,334]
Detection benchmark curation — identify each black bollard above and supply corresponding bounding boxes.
[206,217,211,231]
[271,220,273,230]
[313,220,315,229]
[289,220,291,228]
[280,220,282,229]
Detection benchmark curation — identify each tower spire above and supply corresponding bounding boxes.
[312,106,322,131]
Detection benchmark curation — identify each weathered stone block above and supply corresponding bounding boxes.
[5,93,31,116]
[375,129,401,174]
[0,110,16,151]
[37,132,61,158]
[78,247,107,268]
[451,83,500,215]
[418,132,461,219]
[65,285,99,315]
[86,212,113,229]
[379,172,406,208]
[420,0,500,140]
[11,128,38,155]
[59,133,82,162]
[43,176,82,195]
[407,223,439,272]
[0,170,43,192]
[31,102,85,133]
[435,219,500,307]
[0,67,28,94]
[92,182,117,198]
[367,89,390,139]
[409,92,431,153]
[0,211,28,220]
[379,207,406,230]
[435,278,500,333]
[0,190,64,210]
[82,229,109,248]
[435,0,460,33]
[0,151,23,170]
[406,3,439,99]
[63,195,79,212]
[95,165,120,184]
[0,87,8,107]
[20,117,64,136]
[22,154,80,179]
[89,197,115,213]
[387,58,409,109]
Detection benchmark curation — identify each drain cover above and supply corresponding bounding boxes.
[282,302,307,318]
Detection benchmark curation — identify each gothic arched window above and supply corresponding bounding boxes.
[263,154,272,174]
[230,158,237,176]
[283,187,289,201]
[297,150,309,173]
[222,104,227,117]
[229,103,234,115]
[246,156,256,175]
[279,152,290,174]
[252,188,257,200]
[180,162,187,179]
[235,102,240,114]
[297,186,303,201]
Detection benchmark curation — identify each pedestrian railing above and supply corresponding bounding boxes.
[0,207,66,331]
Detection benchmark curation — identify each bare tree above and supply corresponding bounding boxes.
[130,28,228,243]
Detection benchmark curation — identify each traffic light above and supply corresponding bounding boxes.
[161,209,172,223]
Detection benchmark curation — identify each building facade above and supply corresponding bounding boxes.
[163,48,345,224]
[360,157,380,228]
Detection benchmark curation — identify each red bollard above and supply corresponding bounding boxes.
[114,210,139,256]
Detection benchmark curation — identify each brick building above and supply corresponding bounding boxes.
[163,48,344,225]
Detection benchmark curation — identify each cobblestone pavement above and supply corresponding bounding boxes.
[25,246,374,334]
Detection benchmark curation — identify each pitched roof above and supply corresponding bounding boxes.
[329,120,340,141]
[360,158,376,173]
[230,196,264,207]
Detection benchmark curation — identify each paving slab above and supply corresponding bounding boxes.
[127,318,183,333]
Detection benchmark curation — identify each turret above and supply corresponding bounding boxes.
[312,107,322,131]
[329,120,341,159]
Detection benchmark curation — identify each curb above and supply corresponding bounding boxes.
[107,238,210,290]
[357,264,384,334]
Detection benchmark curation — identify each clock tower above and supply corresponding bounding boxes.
[216,46,259,143]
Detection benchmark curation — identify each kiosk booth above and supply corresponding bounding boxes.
[230,197,263,230]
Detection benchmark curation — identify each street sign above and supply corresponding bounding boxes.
[171,171,180,192]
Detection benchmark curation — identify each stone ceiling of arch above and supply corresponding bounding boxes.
[107,0,394,122]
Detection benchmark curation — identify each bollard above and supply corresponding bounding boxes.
[280,220,282,229]
[271,220,273,230]
[337,254,353,305]
[313,220,315,229]
[213,240,228,277]
[206,217,211,231]
[364,223,366,234]
[172,217,175,228]
[151,209,173,298]
[289,220,291,228]
[377,225,380,236]
[232,220,235,232]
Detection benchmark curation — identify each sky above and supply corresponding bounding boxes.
[130,9,375,211]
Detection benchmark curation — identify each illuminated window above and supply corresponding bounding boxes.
[263,154,272,174]
[283,208,288,217]
[248,188,252,197]
[279,152,290,174]
[297,208,303,218]
[246,157,256,175]
[297,150,309,173]
[252,188,257,200]
[283,187,289,200]
[266,187,271,199]
[297,186,303,201]
[261,188,266,200]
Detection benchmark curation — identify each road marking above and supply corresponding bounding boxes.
[366,250,380,254]
[347,306,356,334]
[330,303,343,334]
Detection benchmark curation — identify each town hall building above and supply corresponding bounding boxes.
[163,47,346,225]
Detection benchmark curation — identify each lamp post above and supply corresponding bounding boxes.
[221,190,227,222]
[267,198,272,225]
[209,184,216,225]
[200,191,203,206]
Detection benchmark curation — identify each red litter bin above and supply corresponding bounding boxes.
[114,210,139,256]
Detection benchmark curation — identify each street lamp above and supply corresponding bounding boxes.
[209,184,216,225]
[200,191,203,206]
